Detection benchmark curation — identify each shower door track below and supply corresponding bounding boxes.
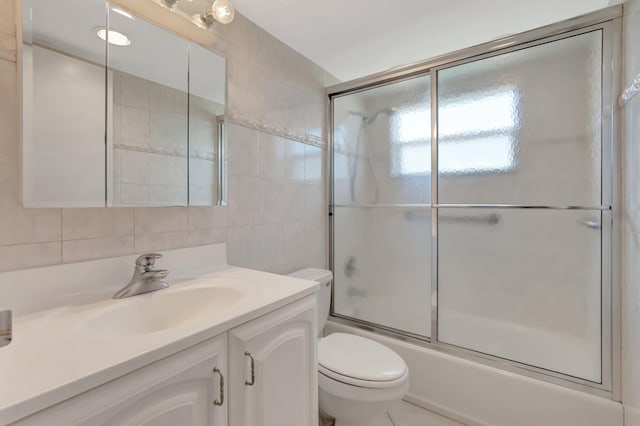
[326,5,622,400]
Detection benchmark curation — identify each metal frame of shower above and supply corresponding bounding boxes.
[325,5,622,399]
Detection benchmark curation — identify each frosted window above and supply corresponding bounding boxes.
[396,109,430,143]
[392,88,518,176]
[439,88,518,137]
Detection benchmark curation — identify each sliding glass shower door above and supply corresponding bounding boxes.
[330,18,617,391]
[436,31,605,383]
[332,76,432,337]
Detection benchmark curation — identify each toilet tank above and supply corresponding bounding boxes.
[288,268,333,335]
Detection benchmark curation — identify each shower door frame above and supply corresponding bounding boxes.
[326,5,622,399]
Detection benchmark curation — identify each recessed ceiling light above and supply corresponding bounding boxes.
[111,7,134,20]
[95,27,131,46]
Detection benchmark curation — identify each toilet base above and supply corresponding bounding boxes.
[319,377,407,426]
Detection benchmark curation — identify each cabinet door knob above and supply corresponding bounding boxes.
[213,367,224,406]
[244,351,255,386]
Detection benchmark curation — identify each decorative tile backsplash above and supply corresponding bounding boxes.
[0,0,333,274]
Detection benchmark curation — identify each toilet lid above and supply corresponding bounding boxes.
[318,333,408,383]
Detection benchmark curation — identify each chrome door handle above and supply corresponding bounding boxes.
[244,351,255,386]
[213,367,224,406]
[582,218,601,230]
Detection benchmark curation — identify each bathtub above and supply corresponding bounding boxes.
[324,320,622,426]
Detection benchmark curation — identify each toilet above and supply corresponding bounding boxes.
[288,269,409,426]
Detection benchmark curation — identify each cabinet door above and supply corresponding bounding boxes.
[228,295,318,426]
[15,335,227,426]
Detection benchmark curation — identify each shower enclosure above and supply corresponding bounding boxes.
[328,10,620,395]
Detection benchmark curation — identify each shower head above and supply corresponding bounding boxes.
[348,107,398,125]
[367,107,397,124]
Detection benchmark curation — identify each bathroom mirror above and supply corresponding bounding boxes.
[21,0,226,208]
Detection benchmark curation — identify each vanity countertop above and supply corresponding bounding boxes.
[0,265,318,425]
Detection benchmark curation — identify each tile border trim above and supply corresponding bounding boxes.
[113,144,216,161]
[226,109,325,148]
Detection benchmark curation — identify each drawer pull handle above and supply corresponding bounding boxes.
[245,351,255,386]
[213,367,224,406]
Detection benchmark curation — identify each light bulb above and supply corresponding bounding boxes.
[211,0,235,24]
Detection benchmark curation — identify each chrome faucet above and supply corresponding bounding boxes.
[113,253,170,299]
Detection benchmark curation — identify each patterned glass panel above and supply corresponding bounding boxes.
[333,76,431,206]
[437,31,603,206]
[333,206,432,337]
[437,208,602,382]
[333,75,432,337]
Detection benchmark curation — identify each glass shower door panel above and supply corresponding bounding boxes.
[332,76,432,206]
[437,208,602,382]
[332,75,432,337]
[437,31,603,206]
[333,206,432,337]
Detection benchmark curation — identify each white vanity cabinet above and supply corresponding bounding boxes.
[11,295,317,426]
[228,295,318,426]
[14,335,228,426]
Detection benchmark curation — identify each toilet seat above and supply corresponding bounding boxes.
[319,367,410,403]
[318,333,408,389]
[319,365,409,389]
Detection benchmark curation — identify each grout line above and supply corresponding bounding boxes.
[133,208,138,252]
[400,400,468,425]
[59,208,63,229]
[0,240,63,248]
[59,235,134,242]
[386,411,396,426]
[59,208,63,260]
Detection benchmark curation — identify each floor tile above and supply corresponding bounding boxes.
[319,400,465,426]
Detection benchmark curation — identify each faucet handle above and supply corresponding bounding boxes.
[135,253,162,272]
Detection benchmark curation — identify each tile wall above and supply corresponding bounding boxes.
[223,13,334,273]
[112,70,189,206]
[111,70,224,207]
[0,0,335,274]
[225,123,325,273]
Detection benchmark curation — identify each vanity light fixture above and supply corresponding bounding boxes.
[200,0,236,26]
[154,0,235,28]
[162,0,179,9]
[96,27,132,46]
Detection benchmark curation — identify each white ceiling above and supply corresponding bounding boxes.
[233,0,621,82]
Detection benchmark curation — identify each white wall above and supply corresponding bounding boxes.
[622,0,640,423]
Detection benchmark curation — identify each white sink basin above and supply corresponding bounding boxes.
[80,286,243,337]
